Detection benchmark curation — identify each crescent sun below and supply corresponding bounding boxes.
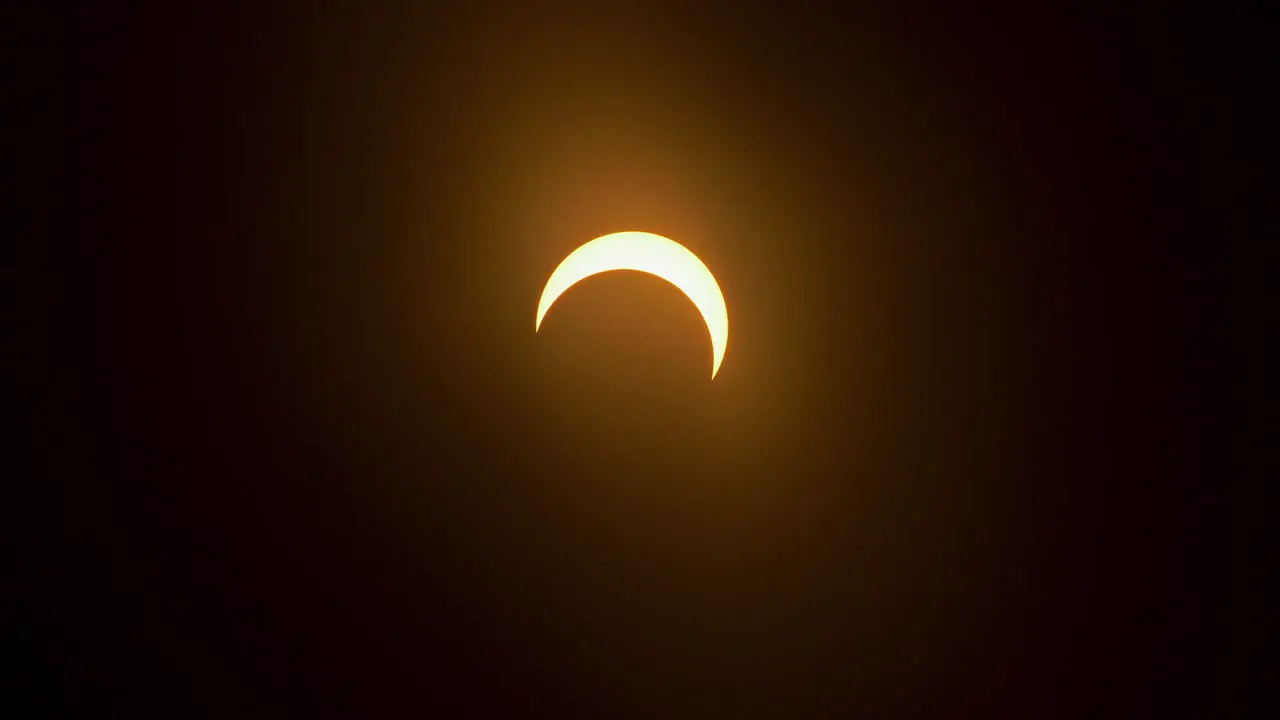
[535,231,729,379]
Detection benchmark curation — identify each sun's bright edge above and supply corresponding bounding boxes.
[535,231,729,379]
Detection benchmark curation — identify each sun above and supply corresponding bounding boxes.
[536,232,729,379]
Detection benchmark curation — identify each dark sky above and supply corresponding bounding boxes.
[21,2,1257,716]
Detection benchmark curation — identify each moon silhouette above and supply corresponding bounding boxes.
[535,231,729,379]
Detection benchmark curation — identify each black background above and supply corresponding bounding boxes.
[18,2,1259,716]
